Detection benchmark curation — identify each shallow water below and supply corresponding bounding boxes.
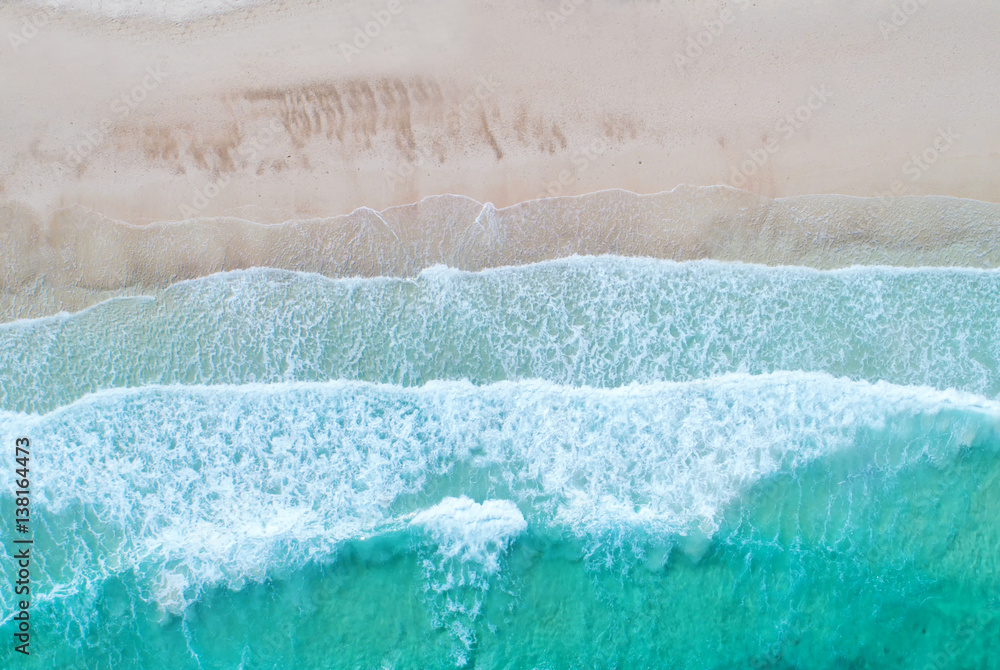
[3,257,999,413]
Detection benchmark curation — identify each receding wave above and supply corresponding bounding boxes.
[4,187,1000,321]
[1,256,998,413]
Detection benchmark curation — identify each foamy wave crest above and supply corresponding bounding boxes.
[2,257,998,413]
[1,373,997,616]
[412,497,526,574]
[412,497,526,663]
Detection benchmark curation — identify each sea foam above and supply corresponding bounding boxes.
[411,497,527,662]
[1,373,996,616]
[412,497,526,574]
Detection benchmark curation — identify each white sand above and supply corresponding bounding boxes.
[1,0,998,225]
[2,0,999,320]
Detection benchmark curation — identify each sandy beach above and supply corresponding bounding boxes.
[2,0,999,319]
[3,0,999,221]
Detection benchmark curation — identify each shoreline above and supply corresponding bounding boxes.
[3,186,1000,321]
[3,0,999,318]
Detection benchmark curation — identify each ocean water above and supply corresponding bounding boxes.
[4,257,999,413]
[1,256,999,668]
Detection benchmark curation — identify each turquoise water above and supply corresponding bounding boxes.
[1,256,999,668]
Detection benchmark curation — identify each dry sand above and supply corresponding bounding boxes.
[1,0,999,319]
[2,0,999,223]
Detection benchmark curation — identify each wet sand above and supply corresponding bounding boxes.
[4,187,1000,321]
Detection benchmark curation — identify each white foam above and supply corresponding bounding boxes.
[410,496,525,662]
[3,256,998,418]
[6,255,999,332]
[412,497,526,573]
[0,373,996,615]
